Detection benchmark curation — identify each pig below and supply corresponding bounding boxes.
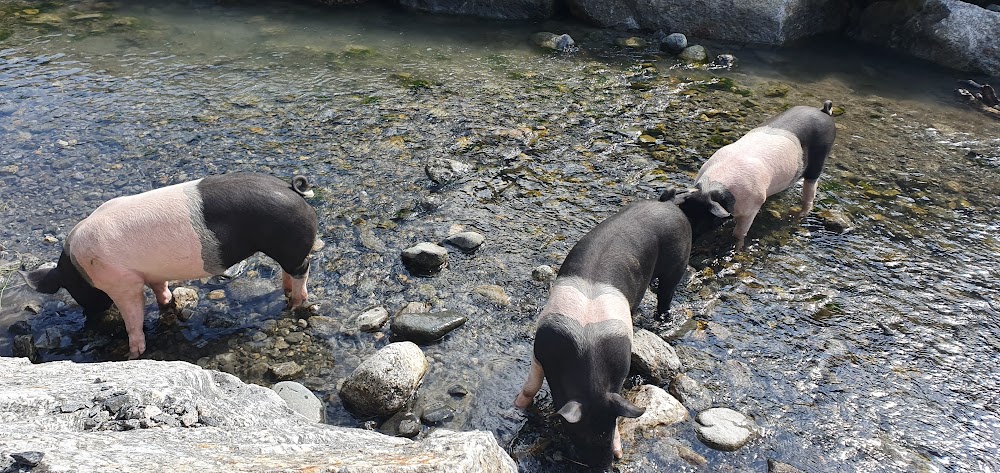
[20,172,318,360]
[674,100,836,250]
[514,189,695,469]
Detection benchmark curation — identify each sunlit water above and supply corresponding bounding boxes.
[0,1,998,472]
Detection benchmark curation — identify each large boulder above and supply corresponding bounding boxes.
[849,0,1000,76]
[566,0,849,44]
[399,0,556,20]
[339,342,430,417]
[0,357,515,472]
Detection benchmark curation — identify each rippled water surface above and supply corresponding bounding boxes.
[1,1,998,472]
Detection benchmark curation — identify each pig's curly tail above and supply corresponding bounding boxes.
[291,176,315,198]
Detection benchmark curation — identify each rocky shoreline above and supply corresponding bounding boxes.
[0,357,516,472]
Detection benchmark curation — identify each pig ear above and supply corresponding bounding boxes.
[709,201,731,218]
[557,400,583,424]
[19,268,62,294]
[610,393,645,419]
[670,189,693,205]
[659,187,679,202]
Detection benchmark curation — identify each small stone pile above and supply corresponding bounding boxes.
[77,386,202,431]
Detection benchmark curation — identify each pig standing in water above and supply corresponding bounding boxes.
[675,100,836,249]
[21,172,318,359]
[514,189,694,469]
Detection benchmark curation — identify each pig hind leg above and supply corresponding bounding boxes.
[654,272,683,318]
[100,275,149,360]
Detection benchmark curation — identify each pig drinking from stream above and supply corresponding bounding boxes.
[514,190,695,469]
[674,100,836,249]
[21,172,318,360]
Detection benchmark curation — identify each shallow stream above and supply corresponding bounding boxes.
[0,1,998,472]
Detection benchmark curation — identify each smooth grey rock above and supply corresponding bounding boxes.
[399,0,556,20]
[617,385,688,442]
[356,306,391,332]
[532,32,575,51]
[391,311,468,343]
[339,342,429,417]
[850,0,1000,76]
[398,416,422,438]
[401,242,449,274]
[631,329,682,385]
[425,158,472,185]
[448,385,469,397]
[272,381,325,423]
[668,373,713,412]
[679,45,708,63]
[566,0,847,44]
[443,231,485,252]
[694,407,759,451]
[660,32,687,54]
[227,278,278,302]
[0,357,515,472]
[11,451,43,467]
[472,285,511,306]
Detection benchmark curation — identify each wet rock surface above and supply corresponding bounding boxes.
[631,328,682,385]
[443,231,485,252]
[272,381,325,423]
[401,242,449,275]
[617,384,688,442]
[0,357,515,471]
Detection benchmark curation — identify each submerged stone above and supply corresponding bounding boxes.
[401,242,448,275]
[391,310,467,343]
[443,231,485,252]
[694,407,758,451]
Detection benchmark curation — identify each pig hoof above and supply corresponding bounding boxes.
[514,392,533,409]
[158,298,177,312]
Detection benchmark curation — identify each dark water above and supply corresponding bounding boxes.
[0,1,998,472]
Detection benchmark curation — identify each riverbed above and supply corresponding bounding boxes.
[0,1,997,472]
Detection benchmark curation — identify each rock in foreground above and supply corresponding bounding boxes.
[339,342,430,417]
[0,357,515,472]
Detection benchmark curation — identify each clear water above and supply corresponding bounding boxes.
[0,1,998,472]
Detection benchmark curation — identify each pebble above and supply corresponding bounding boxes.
[420,403,456,425]
[817,209,853,233]
[391,310,468,344]
[712,54,737,69]
[442,231,485,252]
[679,45,708,63]
[532,32,575,51]
[694,407,759,451]
[471,285,510,306]
[615,37,647,48]
[531,265,556,283]
[401,242,448,275]
[171,287,199,309]
[42,234,58,244]
[207,289,226,300]
[356,306,390,332]
[268,361,304,381]
[768,459,807,473]
[447,384,469,397]
[397,414,422,438]
[284,332,305,344]
[424,158,472,185]
[307,315,341,337]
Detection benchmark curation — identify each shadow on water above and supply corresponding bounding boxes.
[0,0,998,472]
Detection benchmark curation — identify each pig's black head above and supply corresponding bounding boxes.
[20,250,113,315]
[665,183,734,236]
[556,393,645,469]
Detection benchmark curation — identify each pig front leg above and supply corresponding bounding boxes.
[798,178,819,218]
[732,196,765,251]
[514,357,544,409]
[282,269,309,308]
[612,425,624,459]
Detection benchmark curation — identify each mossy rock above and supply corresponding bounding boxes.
[763,82,790,98]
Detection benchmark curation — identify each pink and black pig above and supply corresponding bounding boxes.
[514,190,695,469]
[674,100,836,249]
[20,172,318,360]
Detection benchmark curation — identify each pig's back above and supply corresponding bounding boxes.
[698,128,804,197]
[68,179,213,282]
[558,200,689,310]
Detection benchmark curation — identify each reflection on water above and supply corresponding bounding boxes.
[0,1,998,472]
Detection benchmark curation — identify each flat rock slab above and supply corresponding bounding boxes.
[272,381,325,423]
[694,407,759,451]
[443,231,485,252]
[0,357,516,472]
[391,311,468,343]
